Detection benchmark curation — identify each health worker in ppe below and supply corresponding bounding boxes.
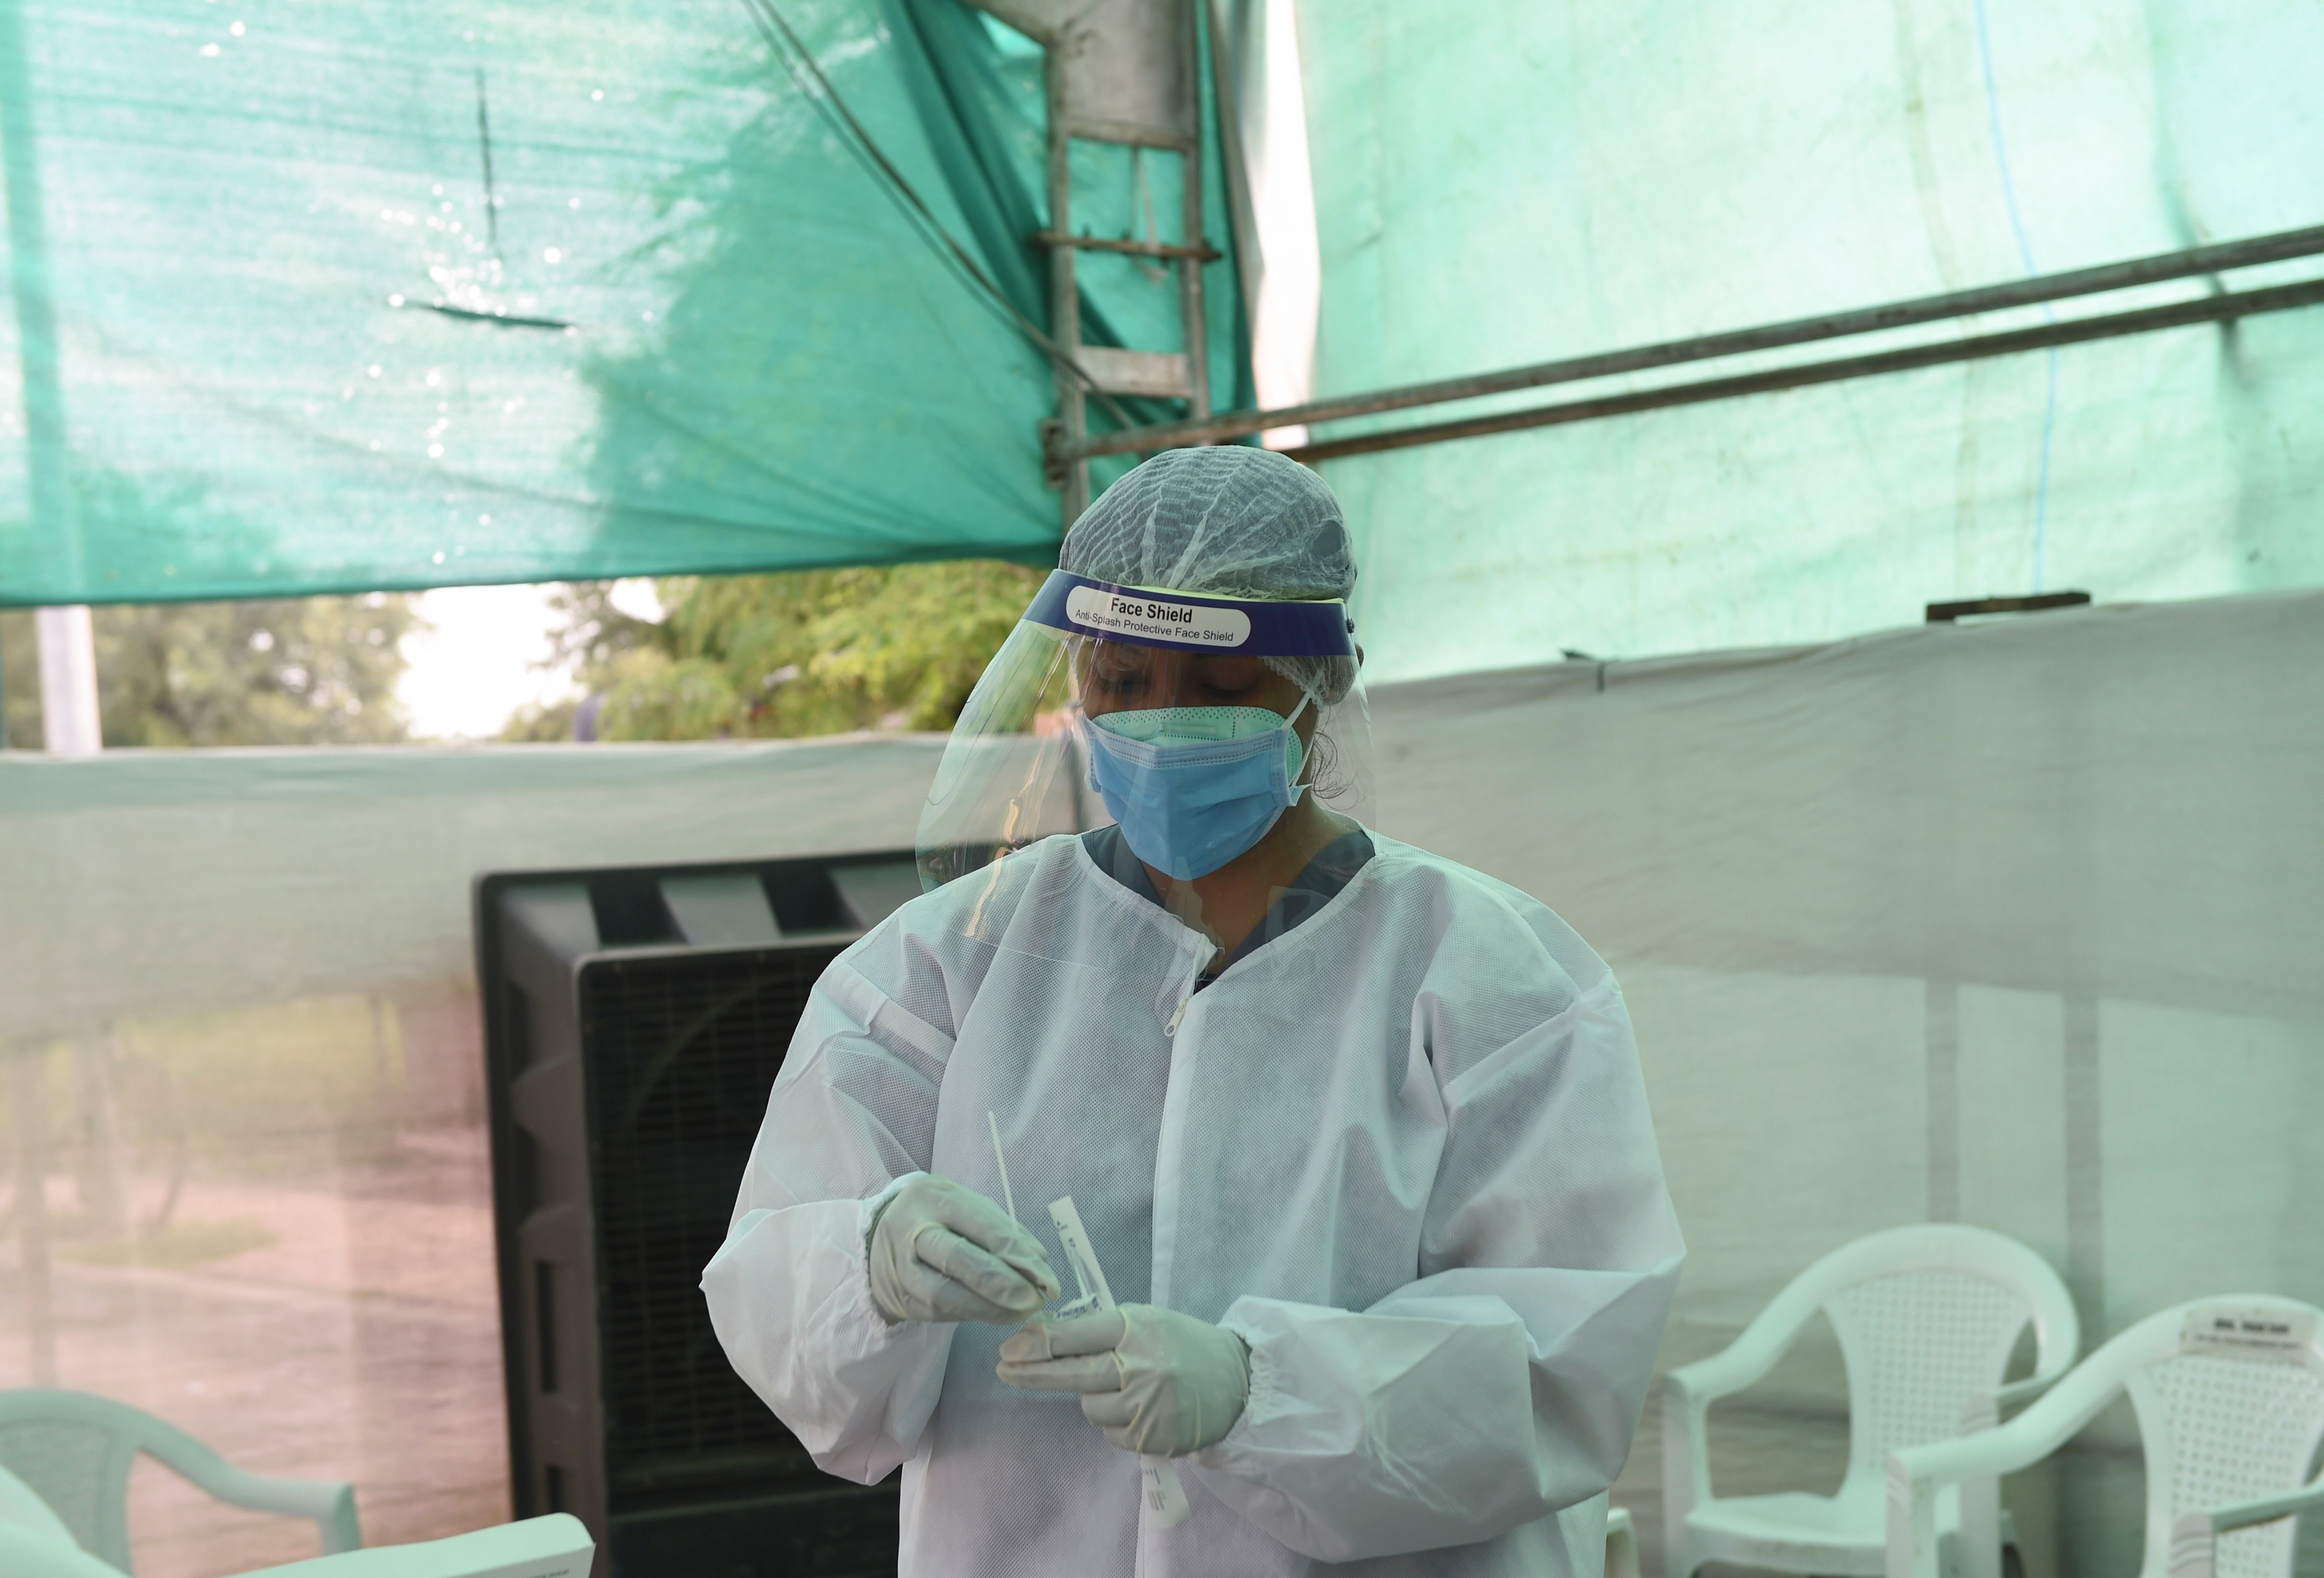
[703,446,1684,1578]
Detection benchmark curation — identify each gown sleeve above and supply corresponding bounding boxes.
[1190,961,1686,1563]
[700,938,962,1485]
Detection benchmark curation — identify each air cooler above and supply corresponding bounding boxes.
[474,853,923,1578]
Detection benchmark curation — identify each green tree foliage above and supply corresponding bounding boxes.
[498,581,657,742]
[0,594,417,748]
[504,561,1043,742]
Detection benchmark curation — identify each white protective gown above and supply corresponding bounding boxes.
[702,830,1684,1578]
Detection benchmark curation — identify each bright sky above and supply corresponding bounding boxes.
[398,579,661,741]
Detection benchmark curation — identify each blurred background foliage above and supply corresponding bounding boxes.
[1,594,418,748]
[503,559,1041,742]
[0,561,1038,748]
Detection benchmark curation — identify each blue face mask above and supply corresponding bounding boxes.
[1082,697,1311,880]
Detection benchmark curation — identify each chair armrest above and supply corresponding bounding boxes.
[1605,1505,1641,1578]
[1887,1359,2129,1578]
[2169,1476,2324,1578]
[130,1414,363,1556]
[2210,1477,2324,1535]
[1665,1298,1823,1408]
[203,1466,361,1554]
[1663,1291,1824,1562]
[1955,1374,2055,1439]
[1990,1375,2056,1411]
[1890,1437,2030,1578]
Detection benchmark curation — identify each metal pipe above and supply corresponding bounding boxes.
[1278,274,2324,465]
[1177,0,1210,425]
[1056,221,2324,462]
[35,604,99,755]
[1045,54,1088,523]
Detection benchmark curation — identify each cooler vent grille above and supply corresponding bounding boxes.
[581,946,845,1491]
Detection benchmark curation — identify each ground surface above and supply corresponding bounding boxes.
[0,1126,508,1578]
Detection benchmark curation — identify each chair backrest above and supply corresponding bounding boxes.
[0,1388,277,1573]
[0,1389,358,1574]
[1786,1225,2081,1496]
[2113,1298,2324,1578]
[0,1396,136,1571]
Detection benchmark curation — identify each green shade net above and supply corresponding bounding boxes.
[0,0,1244,605]
[1295,0,2324,682]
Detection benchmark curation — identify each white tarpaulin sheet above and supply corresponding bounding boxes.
[1,587,2318,1576]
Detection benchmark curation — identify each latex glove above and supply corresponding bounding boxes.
[995,1303,1250,1456]
[866,1174,1060,1325]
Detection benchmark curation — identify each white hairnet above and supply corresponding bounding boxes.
[1059,447,1359,702]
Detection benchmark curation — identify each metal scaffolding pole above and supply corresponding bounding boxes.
[1285,273,2324,465]
[1050,222,2324,466]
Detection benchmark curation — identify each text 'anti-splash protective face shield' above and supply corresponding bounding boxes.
[916,571,1372,892]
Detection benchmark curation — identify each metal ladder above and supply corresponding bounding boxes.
[976,0,1216,525]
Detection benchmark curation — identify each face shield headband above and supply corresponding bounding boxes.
[1020,571,1356,659]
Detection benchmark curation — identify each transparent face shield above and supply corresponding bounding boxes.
[916,571,1373,895]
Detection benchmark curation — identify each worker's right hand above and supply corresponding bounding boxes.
[866,1173,1061,1325]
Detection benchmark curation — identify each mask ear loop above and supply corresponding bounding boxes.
[1282,687,1317,802]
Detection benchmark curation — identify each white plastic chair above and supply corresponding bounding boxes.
[1605,1504,1640,1578]
[0,1388,360,1573]
[1888,1296,2324,1578]
[1664,1224,2080,1578]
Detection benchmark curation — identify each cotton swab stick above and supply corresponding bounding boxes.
[987,1110,1018,1223]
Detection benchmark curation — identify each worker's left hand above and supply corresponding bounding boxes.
[995,1303,1250,1456]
